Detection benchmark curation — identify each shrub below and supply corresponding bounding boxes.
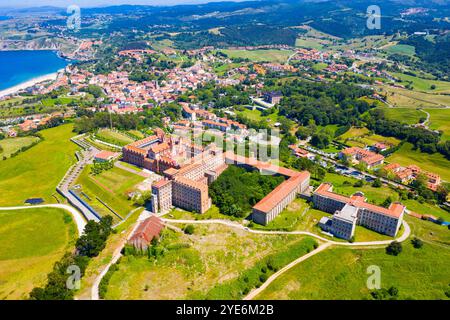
[411,237,423,249]
[386,241,402,256]
[184,224,195,235]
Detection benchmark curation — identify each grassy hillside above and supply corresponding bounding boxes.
[0,124,79,206]
[0,208,76,299]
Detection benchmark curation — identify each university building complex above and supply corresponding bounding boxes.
[313,183,405,240]
[122,130,310,225]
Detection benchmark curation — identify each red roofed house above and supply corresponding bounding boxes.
[94,150,119,162]
[340,147,384,168]
[128,216,164,251]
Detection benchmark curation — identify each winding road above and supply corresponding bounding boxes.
[0,204,87,236]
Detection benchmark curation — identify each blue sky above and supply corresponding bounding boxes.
[0,0,244,8]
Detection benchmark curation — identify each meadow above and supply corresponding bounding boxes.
[387,143,450,181]
[256,237,450,300]
[380,85,450,108]
[383,44,416,57]
[390,72,450,93]
[0,208,76,299]
[426,108,450,141]
[0,124,79,206]
[336,126,401,148]
[379,107,423,125]
[0,136,40,158]
[103,224,316,300]
[220,49,295,63]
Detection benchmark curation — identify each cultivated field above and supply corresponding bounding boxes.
[0,208,76,299]
[383,44,416,57]
[0,124,79,206]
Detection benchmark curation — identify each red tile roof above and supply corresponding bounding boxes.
[129,216,164,244]
[314,183,405,218]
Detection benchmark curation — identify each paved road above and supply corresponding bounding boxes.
[0,204,87,236]
[58,138,101,222]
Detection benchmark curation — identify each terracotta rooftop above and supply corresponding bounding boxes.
[129,216,164,244]
[253,171,310,213]
[314,183,405,218]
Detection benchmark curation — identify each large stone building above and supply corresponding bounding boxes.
[225,152,310,225]
[123,131,311,222]
[313,183,405,240]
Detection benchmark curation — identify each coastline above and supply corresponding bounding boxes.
[0,70,62,99]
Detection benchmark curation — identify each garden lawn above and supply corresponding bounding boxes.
[387,143,450,181]
[322,173,399,206]
[0,208,76,300]
[0,124,79,206]
[96,129,135,146]
[75,165,145,222]
[0,136,40,158]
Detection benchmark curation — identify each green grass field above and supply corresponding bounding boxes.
[391,72,450,93]
[295,38,324,50]
[379,107,423,125]
[426,108,450,141]
[96,129,135,146]
[220,49,295,63]
[75,165,145,222]
[387,143,450,181]
[103,224,315,300]
[380,85,450,108]
[383,44,416,57]
[0,208,76,299]
[0,124,79,206]
[322,173,399,206]
[0,136,40,158]
[237,108,279,124]
[256,239,450,300]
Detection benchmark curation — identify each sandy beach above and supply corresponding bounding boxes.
[0,71,61,99]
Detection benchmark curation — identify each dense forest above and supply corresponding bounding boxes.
[400,35,450,80]
[209,165,285,218]
[278,80,374,126]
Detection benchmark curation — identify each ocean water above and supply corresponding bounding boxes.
[0,50,69,91]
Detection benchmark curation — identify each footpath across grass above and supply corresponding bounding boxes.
[0,124,79,206]
[0,207,76,299]
[257,217,450,300]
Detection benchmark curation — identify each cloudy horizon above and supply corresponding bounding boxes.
[0,0,248,9]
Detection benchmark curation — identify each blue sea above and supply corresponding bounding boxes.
[0,50,69,91]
